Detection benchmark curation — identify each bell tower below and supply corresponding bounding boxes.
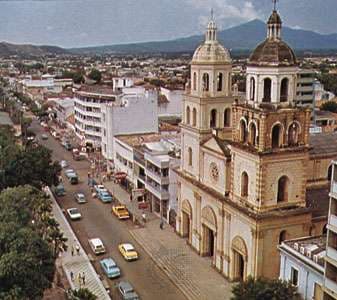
[181,14,234,179]
[230,7,311,212]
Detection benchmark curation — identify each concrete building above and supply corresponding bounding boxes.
[323,161,337,299]
[54,98,74,126]
[101,87,158,165]
[112,77,133,92]
[295,69,317,107]
[279,236,325,300]
[175,8,334,282]
[158,87,183,118]
[113,132,180,223]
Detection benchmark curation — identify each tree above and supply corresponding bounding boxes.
[231,277,300,300]
[320,101,337,113]
[67,288,97,300]
[319,73,337,95]
[88,69,102,83]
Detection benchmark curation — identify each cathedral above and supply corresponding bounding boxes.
[175,7,336,280]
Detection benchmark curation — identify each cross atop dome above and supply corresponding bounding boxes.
[272,0,279,11]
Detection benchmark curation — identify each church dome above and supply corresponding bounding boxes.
[192,17,231,64]
[192,41,231,64]
[249,39,297,67]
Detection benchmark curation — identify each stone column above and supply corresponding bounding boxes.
[193,191,202,251]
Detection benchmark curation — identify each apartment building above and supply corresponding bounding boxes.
[296,69,318,107]
[324,161,337,299]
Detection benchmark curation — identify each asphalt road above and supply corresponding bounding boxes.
[30,119,186,300]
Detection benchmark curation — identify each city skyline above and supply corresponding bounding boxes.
[0,0,336,48]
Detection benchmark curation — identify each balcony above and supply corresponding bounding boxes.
[324,278,337,296]
[146,168,170,185]
[327,246,337,264]
[134,154,145,167]
[145,181,169,200]
[329,214,337,231]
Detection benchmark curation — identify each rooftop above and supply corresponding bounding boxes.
[279,235,326,271]
[309,132,337,156]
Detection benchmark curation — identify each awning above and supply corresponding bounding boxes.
[114,172,127,180]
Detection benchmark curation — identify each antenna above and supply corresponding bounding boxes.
[272,0,279,11]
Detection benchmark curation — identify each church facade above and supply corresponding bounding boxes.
[175,9,335,281]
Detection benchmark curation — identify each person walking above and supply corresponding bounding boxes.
[75,243,80,255]
[82,272,86,285]
[77,272,82,287]
[71,245,74,256]
[160,219,164,230]
[70,271,74,282]
[142,212,146,224]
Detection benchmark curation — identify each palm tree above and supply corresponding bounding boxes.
[67,288,97,300]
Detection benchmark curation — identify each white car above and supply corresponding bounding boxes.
[94,184,107,193]
[60,160,68,168]
[67,208,82,220]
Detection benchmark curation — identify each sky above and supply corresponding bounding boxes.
[0,0,336,48]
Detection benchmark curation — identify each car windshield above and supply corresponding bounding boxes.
[77,194,84,199]
[101,192,110,196]
[70,208,79,214]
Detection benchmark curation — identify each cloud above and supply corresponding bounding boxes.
[185,0,259,29]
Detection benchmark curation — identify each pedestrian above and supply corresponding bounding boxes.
[142,212,146,223]
[160,219,164,230]
[75,243,80,255]
[130,194,132,202]
[71,245,74,256]
[70,271,74,281]
[82,272,86,285]
[77,272,82,287]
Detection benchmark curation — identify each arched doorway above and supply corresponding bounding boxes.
[249,122,257,146]
[250,77,255,101]
[224,108,231,127]
[201,206,217,259]
[210,109,217,128]
[182,200,192,243]
[202,73,210,91]
[280,78,289,102]
[240,120,247,143]
[277,176,289,203]
[272,124,282,148]
[231,236,248,281]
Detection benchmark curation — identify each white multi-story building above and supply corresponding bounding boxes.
[158,87,183,118]
[295,69,317,107]
[279,236,325,300]
[74,89,118,147]
[112,77,133,92]
[324,161,337,299]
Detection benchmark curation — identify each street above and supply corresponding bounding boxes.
[30,119,186,300]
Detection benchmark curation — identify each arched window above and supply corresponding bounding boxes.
[249,123,257,146]
[280,78,289,102]
[279,230,287,244]
[241,172,249,198]
[288,122,299,146]
[263,78,272,102]
[188,147,192,166]
[328,165,333,181]
[202,73,210,92]
[224,108,231,127]
[250,77,255,101]
[217,73,223,91]
[186,106,190,124]
[193,72,197,91]
[240,120,247,143]
[210,109,217,128]
[277,176,289,202]
[192,108,197,126]
[272,124,282,148]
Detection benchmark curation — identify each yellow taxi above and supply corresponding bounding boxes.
[112,205,130,220]
[118,243,138,261]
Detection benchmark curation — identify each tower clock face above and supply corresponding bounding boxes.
[210,163,219,182]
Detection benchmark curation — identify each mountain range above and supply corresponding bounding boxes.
[1,19,337,57]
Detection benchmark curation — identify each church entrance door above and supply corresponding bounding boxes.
[203,225,215,257]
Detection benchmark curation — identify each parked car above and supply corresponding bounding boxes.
[98,190,113,203]
[117,281,140,300]
[41,134,48,140]
[89,238,106,255]
[52,183,66,196]
[100,258,121,279]
[74,192,86,204]
[65,169,79,184]
[60,160,68,168]
[118,243,138,261]
[67,208,81,220]
[112,205,130,220]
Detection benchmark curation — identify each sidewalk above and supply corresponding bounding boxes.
[104,182,233,300]
[47,188,111,300]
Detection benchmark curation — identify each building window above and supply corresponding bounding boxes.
[279,230,287,244]
[240,120,247,143]
[202,73,210,92]
[280,78,289,102]
[250,77,255,101]
[272,124,282,148]
[192,108,197,126]
[217,73,223,91]
[186,106,190,124]
[193,72,197,91]
[263,78,272,102]
[241,172,249,198]
[224,108,231,127]
[290,267,298,286]
[188,147,192,166]
[249,122,257,146]
[210,109,217,128]
[277,176,289,203]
